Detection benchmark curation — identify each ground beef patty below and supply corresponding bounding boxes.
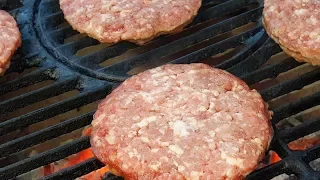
[91,64,273,180]
[0,10,21,75]
[59,0,201,45]
[263,0,320,65]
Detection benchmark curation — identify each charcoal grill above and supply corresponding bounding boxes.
[0,0,320,179]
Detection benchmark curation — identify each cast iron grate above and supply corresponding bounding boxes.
[36,0,268,81]
[0,0,320,180]
[37,43,320,180]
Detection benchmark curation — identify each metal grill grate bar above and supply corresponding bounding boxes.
[248,157,319,180]
[0,85,111,136]
[271,139,292,158]
[214,31,269,70]
[0,112,94,158]
[228,39,282,76]
[0,136,90,180]
[272,91,320,124]
[279,118,320,143]
[284,157,319,180]
[304,144,320,162]
[169,26,262,64]
[245,160,288,180]
[0,67,56,96]
[74,42,137,65]
[0,76,79,114]
[260,68,320,101]
[41,11,65,30]
[47,26,77,45]
[242,58,302,85]
[41,158,104,180]
[192,0,258,25]
[57,37,100,57]
[101,7,262,74]
[3,53,42,75]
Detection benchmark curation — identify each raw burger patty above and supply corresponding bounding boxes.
[263,0,320,65]
[59,0,201,45]
[91,63,273,180]
[0,10,21,75]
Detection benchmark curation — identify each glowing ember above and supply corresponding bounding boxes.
[269,151,281,164]
[44,126,108,179]
[268,137,320,165]
[288,137,320,151]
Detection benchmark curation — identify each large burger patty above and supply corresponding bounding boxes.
[0,10,21,75]
[59,0,201,45]
[263,0,320,65]
[91,64,273,180]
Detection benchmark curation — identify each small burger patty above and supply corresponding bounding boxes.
[91,64,272,180]
[59,0,201,45]
[263,0,320,65]
[0,10,21,75]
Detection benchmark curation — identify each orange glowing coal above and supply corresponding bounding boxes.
[44,126,108,180]
[269,151,281,164]
[269,137,320,164]
[288,137,320,151]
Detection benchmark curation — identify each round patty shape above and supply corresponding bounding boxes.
[0,10,21,75]
[59,0,201,45]
[263,0,320,65]
[91,64,272,180]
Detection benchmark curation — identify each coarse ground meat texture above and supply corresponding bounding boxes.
[91,63,273,180]
[0,10,21,75]
[263,0,320,65]
[59,0,201,45]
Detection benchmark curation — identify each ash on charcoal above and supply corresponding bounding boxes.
[271,174,298,180]
[309,158,320,171]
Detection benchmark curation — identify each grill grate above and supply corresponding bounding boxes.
[36,0,266,81]
[0,0,320,180]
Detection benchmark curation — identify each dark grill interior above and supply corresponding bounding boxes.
[0,0,320,179]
